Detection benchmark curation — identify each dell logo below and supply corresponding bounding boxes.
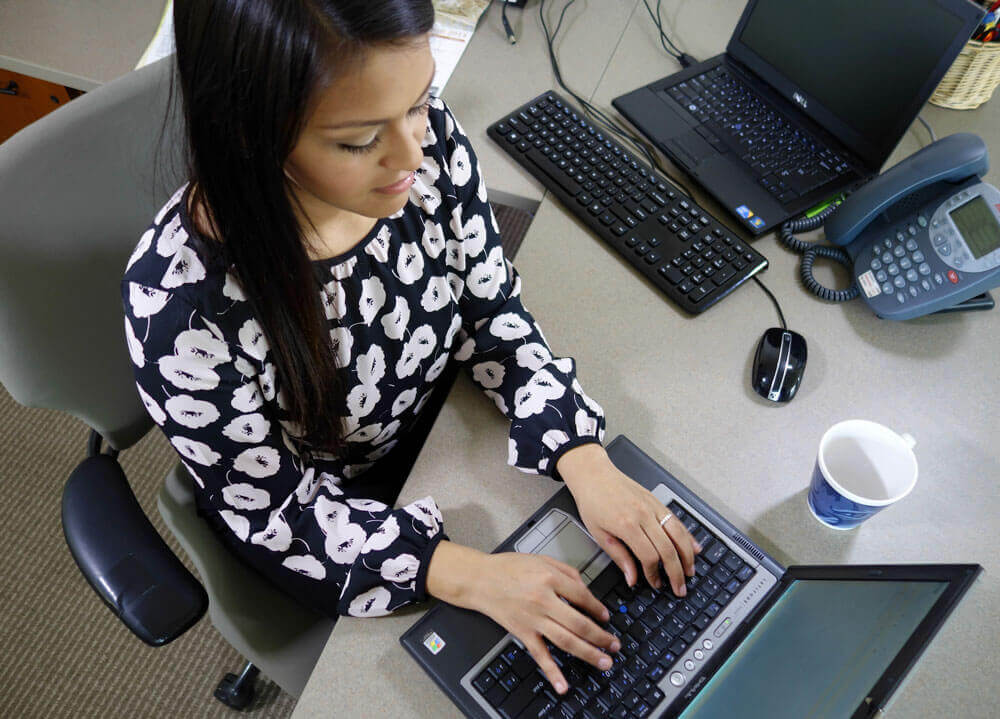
[793,92,808,108]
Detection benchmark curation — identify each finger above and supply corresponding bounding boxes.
[522,635,568,695]
[594,529,639,588]
[550,576,620,652]
[538,558,612,626]
[542,617,615,674]
[642,520,687,597]
[618,524,663,592]
[661,511,698,577]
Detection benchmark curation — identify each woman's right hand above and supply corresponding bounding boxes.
[426,541,620,695]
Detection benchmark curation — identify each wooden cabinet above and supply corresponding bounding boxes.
[0,68,81,144]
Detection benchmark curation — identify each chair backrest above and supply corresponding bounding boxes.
[0,58,185,450]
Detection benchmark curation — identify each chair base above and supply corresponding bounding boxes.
[214,662,259,710]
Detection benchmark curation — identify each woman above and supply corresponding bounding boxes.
[123,0,698,695]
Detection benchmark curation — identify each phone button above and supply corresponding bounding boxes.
[669,672,685,687]
[938,244,951,256]
[917,215,928,228]
[948,270,960,284]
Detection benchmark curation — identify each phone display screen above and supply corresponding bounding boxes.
[950,196,1000,260]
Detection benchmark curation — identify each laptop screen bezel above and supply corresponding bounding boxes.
[671,563,982,718]
[724,0,983,171]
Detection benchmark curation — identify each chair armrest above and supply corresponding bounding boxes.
[61,454,208,646]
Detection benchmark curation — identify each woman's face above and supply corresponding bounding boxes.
[285,37,436,226]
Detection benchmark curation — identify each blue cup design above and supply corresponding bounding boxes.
[808,462,886,529]
[807,420,917,531]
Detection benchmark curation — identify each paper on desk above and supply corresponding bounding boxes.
[430,0,491,96]
[135,0,490,96]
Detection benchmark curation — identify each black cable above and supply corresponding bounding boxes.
[752,276,787,329]
[501,0,517,44]
[777,203,860,302]
[641,0,682,61]
[642,0,695,67]
[538,0,700,199]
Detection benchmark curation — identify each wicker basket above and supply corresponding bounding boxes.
[930,39,1000,110]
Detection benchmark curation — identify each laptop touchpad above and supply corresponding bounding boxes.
[514,509,610,580]
[668,130,716,168]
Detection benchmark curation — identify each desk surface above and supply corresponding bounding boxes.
[306,2,993,717]
[0,0,167,91]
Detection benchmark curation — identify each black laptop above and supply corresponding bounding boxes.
[611,0,985,236]
[401,435,981,718]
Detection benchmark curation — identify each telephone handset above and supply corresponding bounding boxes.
[823,133,1000,320]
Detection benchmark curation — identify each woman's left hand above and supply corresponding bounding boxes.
[556,443,700,597]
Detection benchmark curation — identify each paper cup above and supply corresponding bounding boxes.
[807,420,917,530]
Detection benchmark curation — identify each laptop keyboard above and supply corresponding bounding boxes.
[664,65,851,205]
[470,501,758,719]
[487,91,768,315]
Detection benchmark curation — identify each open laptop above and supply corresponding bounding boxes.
[610,0,985,236]
[401,435,981,718]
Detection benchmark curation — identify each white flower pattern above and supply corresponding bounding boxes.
[122,99,603,622]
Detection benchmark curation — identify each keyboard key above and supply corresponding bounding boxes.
[499,671,519,691]
[723,552,743,571]
[485,682,508,707]
[474,670,496,695]
[489,657,509,679]
[713,267,736,286]
[497,677,548,719]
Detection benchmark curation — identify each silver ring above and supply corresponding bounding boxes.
[659,512,673,528]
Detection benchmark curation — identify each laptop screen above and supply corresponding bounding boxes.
[678,578,948,718]
[734,0,970,165]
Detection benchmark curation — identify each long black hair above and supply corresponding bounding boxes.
[172,0,435,453]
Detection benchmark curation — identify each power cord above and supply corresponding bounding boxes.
[641,0,696,68]
[537,0,701,200]
[501,0,519,44]
[778,202,860,302]
[917,114,937,144]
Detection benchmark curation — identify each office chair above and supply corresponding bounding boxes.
[0,57,335,709]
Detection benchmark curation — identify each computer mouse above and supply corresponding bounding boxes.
[751,327,807,403]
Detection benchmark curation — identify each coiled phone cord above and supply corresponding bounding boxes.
[778,203,861,302]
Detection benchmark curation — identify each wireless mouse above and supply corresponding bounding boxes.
[751,327,807,403]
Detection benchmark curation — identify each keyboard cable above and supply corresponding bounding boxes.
[538,0,701,200]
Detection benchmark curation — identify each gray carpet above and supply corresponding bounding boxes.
[0,201,533,718]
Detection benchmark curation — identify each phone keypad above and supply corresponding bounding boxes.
[873,219,948,305]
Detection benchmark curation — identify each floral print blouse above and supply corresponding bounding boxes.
[122,99,606,618]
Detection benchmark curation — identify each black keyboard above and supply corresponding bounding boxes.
[663,65,851,205]
[487,92,767,315]
[470,501,758,719]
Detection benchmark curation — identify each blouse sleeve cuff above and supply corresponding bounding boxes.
[548,436,604,482]
[413,531,449,602]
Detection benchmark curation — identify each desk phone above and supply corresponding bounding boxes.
[825,133,1000,320]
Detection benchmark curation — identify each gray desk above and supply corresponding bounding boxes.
[0,0,166,90]
[294,2,997,717]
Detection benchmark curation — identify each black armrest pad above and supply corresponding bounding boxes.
[61,455,208,646]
